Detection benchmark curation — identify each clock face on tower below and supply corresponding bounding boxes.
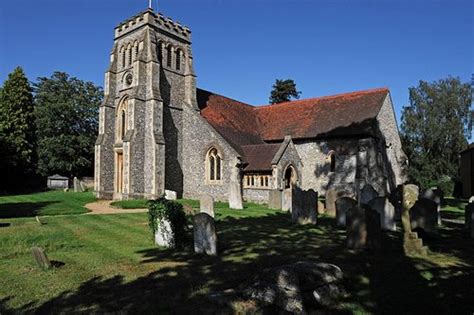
[125,73,133,86]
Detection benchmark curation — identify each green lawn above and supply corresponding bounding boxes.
[441,197,468,221]
[0,196,473,313]
[0,191,96,217]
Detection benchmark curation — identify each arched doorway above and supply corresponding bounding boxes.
[282,165,297,211]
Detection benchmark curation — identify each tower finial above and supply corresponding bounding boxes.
[148,0,152,9]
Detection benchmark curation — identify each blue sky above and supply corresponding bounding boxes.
[0,0,472,132]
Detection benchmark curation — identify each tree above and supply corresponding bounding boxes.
[269,79,301,104]
[34,72,102,178]
[0,66,36,189]
[400,77,472,194]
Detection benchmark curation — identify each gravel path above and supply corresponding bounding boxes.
[84,200,147,215]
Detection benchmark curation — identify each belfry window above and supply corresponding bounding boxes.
[329,152,336,172]
[128,46,133,65]
[175,49,181,70]
[207,148,222,183]
[166,45,172,67]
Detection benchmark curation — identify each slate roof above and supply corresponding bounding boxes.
[197,87,390,171]
[240,144,281,172]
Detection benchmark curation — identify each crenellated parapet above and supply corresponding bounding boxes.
[114,9,191,43]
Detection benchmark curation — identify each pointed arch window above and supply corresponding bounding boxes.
[128,45,133,65]
[166,45,172,68]
[175,49,181,70]
[121,47,126,68]
[207,148,222,183]
[328,152,336,172]
[117,98,128,142]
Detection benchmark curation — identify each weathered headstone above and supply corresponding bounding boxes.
[360,185,378,205]
[402,184,427,256]
[228,182,243,210]
[32,247,51,269]
[410,198,438,233]
[469,196,474,204]
[200,195,214,217]
[165,190,177,200]
[47,174,69,190]
[154,218,175,248]
[73,177,84,192]
[346,205,367,249]
[368,197,396,231]
[335,197,357,227]
[465,203,473,230]
[365,208,382,250]
[422,188,442,225]
[291,187,317,225]
[325,186,356,216]
[268,190,282,210]
[193,213,217,255]
[282,189,292,211]
[317,200,325,214]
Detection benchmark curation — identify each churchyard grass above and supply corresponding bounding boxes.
[0,191,95,217]
[441,197,467,221]
[0,199,472,313]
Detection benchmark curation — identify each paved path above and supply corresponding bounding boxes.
[84,200,147,215]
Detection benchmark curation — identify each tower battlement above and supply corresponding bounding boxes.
[114,9,191,42]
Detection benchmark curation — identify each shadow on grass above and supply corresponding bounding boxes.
[5,213,474,314]
[0,201,59,218]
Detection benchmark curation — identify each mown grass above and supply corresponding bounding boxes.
[441,197,468,221]
[0,191,96,217]
[0,197,472,313]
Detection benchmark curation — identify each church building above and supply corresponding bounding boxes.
[94,8,407,205]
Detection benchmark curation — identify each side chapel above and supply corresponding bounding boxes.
[94,8,407,205]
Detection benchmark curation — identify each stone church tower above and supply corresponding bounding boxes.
[95,9,197,199]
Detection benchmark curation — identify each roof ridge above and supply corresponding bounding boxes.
[197,88,254,108]
[255,87,389,109]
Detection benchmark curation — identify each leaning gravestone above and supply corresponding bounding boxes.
[325,186,355,216]
[422,188,442,225]
[73,177,84,192]
[360,185,378,205]
[154,218,175,248]
[365,207,382,250]
[200,195,214,218]
[32,247,51,269]
[346,205,367,249]
[291,187,317,225]
[193,213,217,255]
[410,198,438,233]
[368,197,396,231]
[335,197,357,227]
[268,190,282,210]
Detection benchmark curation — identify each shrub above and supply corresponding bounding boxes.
[147,197,188,248]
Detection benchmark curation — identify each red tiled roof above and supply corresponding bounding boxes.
[197,87,390,170]
[255,88,389,141]
[241,144,281,172]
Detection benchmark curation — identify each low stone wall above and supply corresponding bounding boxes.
[243,188,269,204]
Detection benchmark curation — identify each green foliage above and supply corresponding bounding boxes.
[400,77,472,194]
[269,79,301,104]
[147,197,188,248]
[34,72,102,177]
[0,67,36,189]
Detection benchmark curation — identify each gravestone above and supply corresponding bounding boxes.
[193,213,217,255]
[422,188,442,225]
[31,247,51,269]
[402,184,427,255]
[291,187,317,225]
[317,200,325,214]
[268,190,282,210]
[47,174,69,190]
[73,177,84,192]
[200,195,214,218]
[360,185,378,205]
[325,186,356,216]
[465,202,473,231]
[469,196,474,204]
[228,182,243,210]
[154,218,175,248]
[410,198,438,233]
[335,197,357,227]
[471,210,474,239]
[346,205,367,249]
[365,208,382,250]
[165,190,177,200]
[282,189,292,211]
[368,197,396,231]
